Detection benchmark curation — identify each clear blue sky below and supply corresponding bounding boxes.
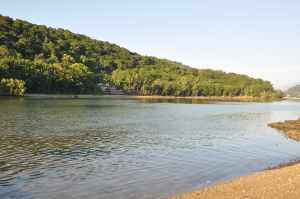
[1,0,300,89]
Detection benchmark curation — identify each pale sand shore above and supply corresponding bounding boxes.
[170,120,300,199]
[170,162,300,199]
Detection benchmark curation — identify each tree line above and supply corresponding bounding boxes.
[112,66,282,97]
[0,14,282,97]
[0,78,25,96]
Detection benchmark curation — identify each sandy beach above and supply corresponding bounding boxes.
[170,119,300,199]
[170,161,300,199]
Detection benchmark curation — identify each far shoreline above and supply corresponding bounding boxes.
[17,94,283,102]
[130,95,281,102]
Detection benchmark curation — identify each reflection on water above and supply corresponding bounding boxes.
[0,131,118,182]
[135,98,213,104]
[1,97,300,199]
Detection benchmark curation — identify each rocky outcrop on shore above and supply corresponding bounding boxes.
[268,119,300,141]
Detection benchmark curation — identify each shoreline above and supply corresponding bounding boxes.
[170,160,300,199]
[268,119,300,141]
[170,119,300,199]
[130,95,280,102]
[5,94,282,102]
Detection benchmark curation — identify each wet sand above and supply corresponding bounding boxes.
[170,162,300,199]
[170,119,300,199]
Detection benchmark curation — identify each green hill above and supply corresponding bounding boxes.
[286,85,300,97]
[0,15,282,97]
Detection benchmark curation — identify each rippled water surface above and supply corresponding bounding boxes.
[1,96,300,199]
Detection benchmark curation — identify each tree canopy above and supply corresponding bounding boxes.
[0,14,281,97]
[0,78,25,96]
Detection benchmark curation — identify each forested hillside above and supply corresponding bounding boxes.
[286,85,300,97]
[0,15,282,97]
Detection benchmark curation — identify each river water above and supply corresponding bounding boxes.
[0,96,300,199]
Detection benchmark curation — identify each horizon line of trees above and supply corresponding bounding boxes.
[111,67,283,97]
[0,14,283,97]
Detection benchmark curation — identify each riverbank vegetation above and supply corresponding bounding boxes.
[0,78,25,96]
[269,119,300,141]
[0,15,283,97]
[112,67,282,97]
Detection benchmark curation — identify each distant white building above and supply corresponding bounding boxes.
[96,83,124,95]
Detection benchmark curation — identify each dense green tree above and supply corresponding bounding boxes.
[0,14,282,97]
[0,78,25,96]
